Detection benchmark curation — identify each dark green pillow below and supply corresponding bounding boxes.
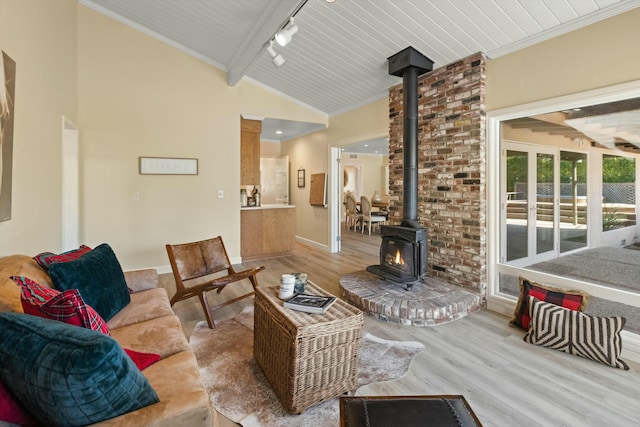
[0,312,159,427]
[49,243,130,321]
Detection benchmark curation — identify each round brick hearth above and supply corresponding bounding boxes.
[339,270,483,326]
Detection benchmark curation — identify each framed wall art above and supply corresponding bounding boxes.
[139,157,198,175]
[0,51,16,223]
[297,168,305,187]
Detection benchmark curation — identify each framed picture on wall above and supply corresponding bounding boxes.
[298,169,305,187]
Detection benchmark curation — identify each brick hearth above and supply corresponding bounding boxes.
[340,270,483,326]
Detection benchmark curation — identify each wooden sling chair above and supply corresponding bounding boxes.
[166,236,265,328]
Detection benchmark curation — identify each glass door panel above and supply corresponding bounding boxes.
[503,144,558,265]
[560,151,588,252]
[505,150,528,262]
[602,154,636,231]
[536,153,555,255]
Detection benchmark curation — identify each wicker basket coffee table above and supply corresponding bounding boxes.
[254,281,364,413]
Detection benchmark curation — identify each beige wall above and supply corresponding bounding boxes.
[342,154,387,200]
[282,130,329,247]
[77,6,325,270]
[486,8,640,111]
[282,98,389,247]
[327,98,389,145]
[0,0,78,256]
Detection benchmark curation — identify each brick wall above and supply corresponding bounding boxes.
[388,52,486,293]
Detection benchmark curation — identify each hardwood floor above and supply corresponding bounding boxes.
[162,224,640,426]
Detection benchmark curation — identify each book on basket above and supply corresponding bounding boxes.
[283,293,336,314]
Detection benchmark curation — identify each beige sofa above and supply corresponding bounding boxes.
[0,254,217,427]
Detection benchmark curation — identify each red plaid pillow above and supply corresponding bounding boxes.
[12,276,110,335]
[33,245,92,272]
[510,277,590,330]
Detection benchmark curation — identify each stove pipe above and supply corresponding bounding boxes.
[388,47,434,228]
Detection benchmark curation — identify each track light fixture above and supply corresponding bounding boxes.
[275,18,298,47]
[266,41,285,67]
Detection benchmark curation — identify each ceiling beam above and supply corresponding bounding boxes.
[226,0,306,86]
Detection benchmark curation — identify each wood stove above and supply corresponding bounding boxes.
[367,225,427,287]
[366,47,433,289]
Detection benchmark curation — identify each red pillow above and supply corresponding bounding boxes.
[33,245,91,272]
[0,380,38,427]
[12,276,110,335]
[124,348,161,371]
[510,277,590,330]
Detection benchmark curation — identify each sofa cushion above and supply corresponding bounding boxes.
[0,255,53,313]
[13,276,110,335]
[111,314,190,359]
[107,287,175,330]
[0,312,159,427]
[33,245,91,272]
[49,244,130,321]
[510,277,589,330]
[90,351,214,427]
[524,296,628,369]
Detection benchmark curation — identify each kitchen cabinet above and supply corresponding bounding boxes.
[241,205,295,259]
[241,118,261,185]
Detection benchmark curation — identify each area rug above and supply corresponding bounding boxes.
[190,306,424,427]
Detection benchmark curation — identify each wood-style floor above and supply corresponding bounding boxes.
[162,225,640,427]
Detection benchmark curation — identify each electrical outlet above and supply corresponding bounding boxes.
[217,190,224,199]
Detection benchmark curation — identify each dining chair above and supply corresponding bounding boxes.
[166,236,265,328]
[360,196,387,235]
[345,193,363,231]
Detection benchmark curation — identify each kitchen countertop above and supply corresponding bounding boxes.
[241,204,295,210]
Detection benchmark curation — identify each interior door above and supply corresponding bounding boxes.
[502,143,558,266]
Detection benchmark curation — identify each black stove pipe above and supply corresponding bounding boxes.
[388,47,434,229]
[401,66,420,228]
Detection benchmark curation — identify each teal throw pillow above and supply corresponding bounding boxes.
[49,243,130,321]
[0,312,159,427]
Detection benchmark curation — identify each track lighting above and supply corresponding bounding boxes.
[266,41,285,67]
[275,18,298,47]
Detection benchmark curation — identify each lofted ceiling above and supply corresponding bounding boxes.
[79,0,640,149]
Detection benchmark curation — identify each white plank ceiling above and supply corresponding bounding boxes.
[81,0,640,120]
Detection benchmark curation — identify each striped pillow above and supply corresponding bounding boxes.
[524,296,628,370]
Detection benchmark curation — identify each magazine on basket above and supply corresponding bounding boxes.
[283,293,336,314]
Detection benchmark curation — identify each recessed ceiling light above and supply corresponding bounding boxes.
[276,130,283,135]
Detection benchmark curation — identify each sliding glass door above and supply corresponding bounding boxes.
[502,143,558,266]
[559,151,588,253]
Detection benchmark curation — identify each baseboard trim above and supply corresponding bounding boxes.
[295,236,329,252]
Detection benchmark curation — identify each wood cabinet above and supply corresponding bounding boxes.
[241,207,295,259]
[241,118,261,185]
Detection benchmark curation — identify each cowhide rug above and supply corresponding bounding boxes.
[190,306,424,427]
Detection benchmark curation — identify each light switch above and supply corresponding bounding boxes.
[133,192,140,201]
[217,190,224,199]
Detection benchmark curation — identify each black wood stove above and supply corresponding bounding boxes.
[366,47,433,289]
